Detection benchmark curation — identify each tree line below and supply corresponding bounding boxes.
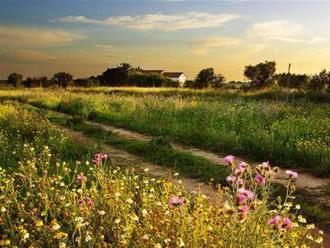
[5,61,330,92]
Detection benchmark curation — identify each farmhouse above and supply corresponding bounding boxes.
[141,69,187,86]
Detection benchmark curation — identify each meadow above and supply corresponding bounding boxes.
[0,102,324,247]
[1,87,330,175]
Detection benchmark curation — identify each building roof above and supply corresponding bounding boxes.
[141,69,164,75]
[163,72,185,78]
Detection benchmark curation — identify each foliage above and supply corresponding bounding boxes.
[244,61,276,88]
[7,73,23,87]
[74,77,100,88]
[52,72,74,88]
[276,73,310,89]
[310,69,330,91]
[23,76,48,88]
[98,63,133,86]
[193,68,226,89]
[127,72,179,88]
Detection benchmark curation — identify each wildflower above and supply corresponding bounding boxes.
[50,219,61,231]
[169,196,184,208]
[1,206,6,212]
[78,199,84,206]
[114,218,121,224]
[142,209,148,217]
[236,188,254,205]
[285,170,298,179]
[298,215,307,223]
[54,232,68,240]
[98,210,106,216]
[224,155,235,166]
[255,174,265,185]
[35,220,43,227]
[92,153,108,166]
[85,196,94,207]
[59,242,67,248]
[282,217,293,230]
[268,215,281,228]
[76,174,87,185]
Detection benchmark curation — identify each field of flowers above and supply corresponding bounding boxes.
[1,88,330,175]
[0,103,324,247]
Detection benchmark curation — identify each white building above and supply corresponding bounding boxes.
[163,72,187,87]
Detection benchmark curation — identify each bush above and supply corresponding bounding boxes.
[276,73,310,89]
[128,72,178,88]
[310,69,330,91]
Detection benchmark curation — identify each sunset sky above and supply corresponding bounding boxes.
[1,1,330,80]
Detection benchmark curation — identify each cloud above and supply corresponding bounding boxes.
[0,25,84,48]
[56,12,241,31]
[249,19,327,44]
[191,37,240,53]
[0,49,56,63]
[94,44,113,51]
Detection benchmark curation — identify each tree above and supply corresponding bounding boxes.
[210,74,226,88]
[244,61,276,88]
[276,73,310,89]
[7,73,23,87]
[52,72,73,88]
[193,68,225,89]
[194,68,216,89]
[24,76,48,88]
[310,69,330,91]
[98,63,133,86]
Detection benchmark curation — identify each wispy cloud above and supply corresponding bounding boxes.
[56,12,241,31]
[249,19,327,44]
[0,25,84,48]
[0,49,56,63]
[191,37,240,53]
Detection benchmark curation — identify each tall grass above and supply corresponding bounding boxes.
[1,88,330,175]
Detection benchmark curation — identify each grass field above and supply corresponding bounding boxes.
[1,87,330,176]
[0,101,324,247]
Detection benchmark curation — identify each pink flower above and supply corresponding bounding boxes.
[77,174,87,185]
[255,174,265,185]
[282,217,293,230]
[268,215,281,228]
[226,176,236,183]
[238,161,248,169]
[78,199,84,206]
[224,155,235,166]
[85,196,94,207]
[169,196,184,208]
[92,153,108,166]
[236,188,254,205]
[226,176,244,186]
[285,170,298,179]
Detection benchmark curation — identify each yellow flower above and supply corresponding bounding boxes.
[54,232,68,240]
[35,220,43,227]
[50,219,61,231]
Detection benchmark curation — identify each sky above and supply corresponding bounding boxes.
[1,0,330,80]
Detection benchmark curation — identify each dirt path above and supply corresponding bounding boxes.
[59,125,218,201]
[88,121,330,197]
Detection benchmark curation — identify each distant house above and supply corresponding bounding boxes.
[163,72,187,87]
[140,69,187,87]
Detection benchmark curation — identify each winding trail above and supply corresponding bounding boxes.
[59,125,218,201]
[86,120,330,200]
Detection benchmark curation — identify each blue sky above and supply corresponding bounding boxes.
[1,0,330,80]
